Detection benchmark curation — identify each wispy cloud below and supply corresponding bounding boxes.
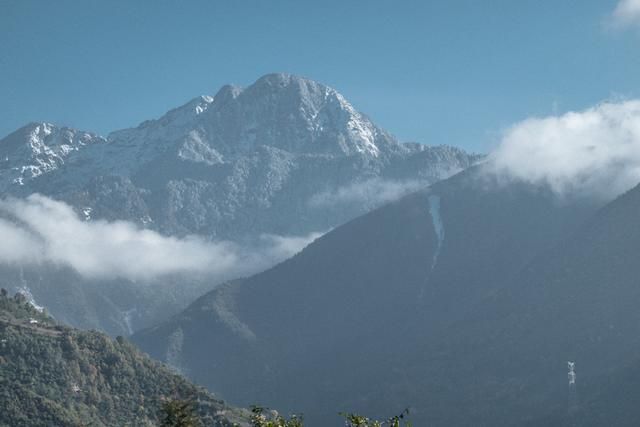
[487,99,640,199]
[0,218,43,263]
[608,0,640,30]
[308,178,428,209]
[0,194,321,282]
[256,232,325,265]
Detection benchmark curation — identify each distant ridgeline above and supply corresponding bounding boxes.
[0,289,249,427]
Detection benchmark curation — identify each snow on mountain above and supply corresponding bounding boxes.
[196,73,395,157]
[1,73,481,239]
[0,123,106,191]
[0,73,482,334]
[90,73,400,177]
[427,194,444,270]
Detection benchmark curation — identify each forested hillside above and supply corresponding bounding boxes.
[0,290,249,427]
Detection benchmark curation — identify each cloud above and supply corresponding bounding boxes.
[257,232,326,264]
[0,194,321,281]
[0,218,43,263]
[487,99,640,198]
[609,0,640,29]
[308,178,428,208]
[221,232,326,278]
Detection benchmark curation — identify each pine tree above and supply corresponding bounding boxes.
[159,398,202,427]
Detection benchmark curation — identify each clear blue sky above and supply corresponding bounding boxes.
[1,0,638,152]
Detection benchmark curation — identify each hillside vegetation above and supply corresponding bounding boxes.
[0,290,249,427]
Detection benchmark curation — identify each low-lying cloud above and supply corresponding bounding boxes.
[0,194,321,281]
[256,232,325,265]
[488,99,640,199]
[609,0,640,29]
[308,178,428,209]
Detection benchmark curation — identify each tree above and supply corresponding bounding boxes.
[159,398,202,427]
[245,405,411,427]
[341,408,412,427]
[248,406,303,427]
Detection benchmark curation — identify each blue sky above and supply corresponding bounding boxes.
[1,0,639,152]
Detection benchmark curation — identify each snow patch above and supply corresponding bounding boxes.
[428,194,444,270]
[420,194,445,300]
[82,207,92,221]
[122,308,137,335]
[1,123,105,191]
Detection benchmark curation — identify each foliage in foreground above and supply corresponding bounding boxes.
[245,406,411,427]
[246,406,303,427]
[340,408,411,427]
[160,398,203,427]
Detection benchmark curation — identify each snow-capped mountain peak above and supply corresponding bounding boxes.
[0,122,105,189]
[195,73,394,157]
[89,73,394,165]
[108,94,213,141]
[0,73,482,337]
[0,74,401,185]
[213,84,242,105]
[0,73,482,197]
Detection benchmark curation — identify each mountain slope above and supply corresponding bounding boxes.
[0,74,480,335]
[406,181,640,425]
[534,356,640,426]
[132,165,601,426]
[0,290,249,427]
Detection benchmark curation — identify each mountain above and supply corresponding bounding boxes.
[0,264,207,337]
[0,289,250,427]
[132,164,603,426]
[5,73,479,238]
[404,180,640,425]
[0,73,481,335]
[0,123,106,191]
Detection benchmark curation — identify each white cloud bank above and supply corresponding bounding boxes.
[488,100,640,198]
[610,0,640,29]
[0,194,321,281]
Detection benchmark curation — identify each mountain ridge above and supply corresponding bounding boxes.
[0,73,481,336]
[132,163,602,426]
